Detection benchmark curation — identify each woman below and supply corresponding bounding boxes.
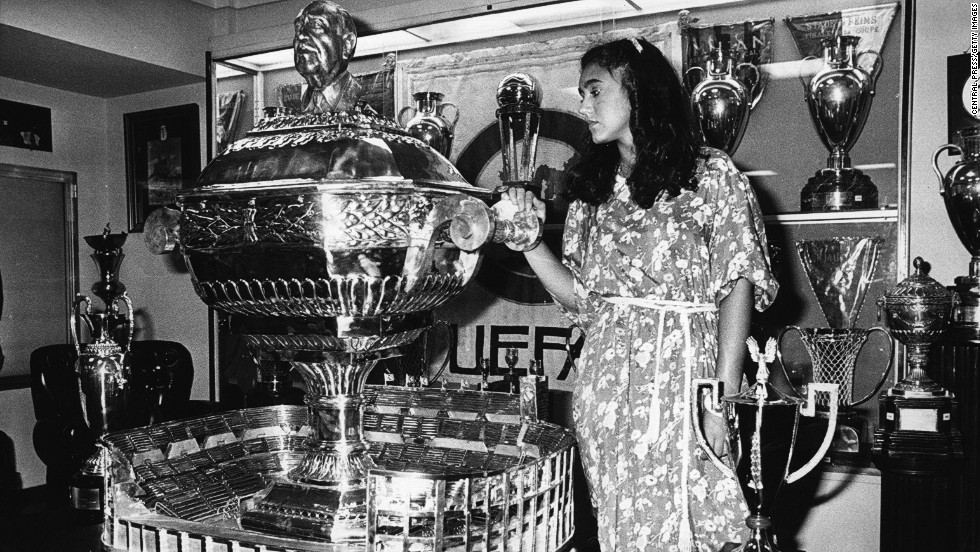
[506,38,777,551]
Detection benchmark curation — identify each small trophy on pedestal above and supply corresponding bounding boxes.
[873,257,964,462]
[70,223,134,521]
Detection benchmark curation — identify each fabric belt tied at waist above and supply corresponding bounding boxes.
[602,296,719,552]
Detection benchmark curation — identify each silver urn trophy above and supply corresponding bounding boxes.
[696,338,839,552]
[687,46,760,155]
[69,225,134,520]
[873,257,963,462]
[801,35,882,212]
[397,91,460,158]
[777,237,893,455]
[934,126,980,342]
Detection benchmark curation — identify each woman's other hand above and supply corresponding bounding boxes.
[702,410,729,458]
[504,186,546,223]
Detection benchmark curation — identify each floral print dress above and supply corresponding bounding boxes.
[559,148,778,551]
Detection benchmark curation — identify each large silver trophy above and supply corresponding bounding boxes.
[69,225,134,519]
[680,16,773,156]
[141,1,546,542]
[687,46,760,155]
[934,126,980,342]
[801,35,882,211]
[777,237,893,455]
[696,338,839,552]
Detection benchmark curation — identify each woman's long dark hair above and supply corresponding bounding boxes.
[566,38,704,208]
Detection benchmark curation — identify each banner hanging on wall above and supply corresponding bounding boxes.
[785,3,899,75]
[396,23,676,390]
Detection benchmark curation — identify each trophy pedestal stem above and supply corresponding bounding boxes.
[734,514,779,552]
[239,338,396,543]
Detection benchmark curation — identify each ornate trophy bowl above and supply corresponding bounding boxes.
[687,47,759,155]
[802,35,882,211]
[146,104,540,542]
[934,126,980,341]
[696,338,839,552]
[877,257,954,398]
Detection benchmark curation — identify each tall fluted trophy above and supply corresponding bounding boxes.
[69,224,134,520]
[680,16,774,155]
[451,73,544,253]
[801,35,882,211]
[934,126,980,342]
[696,338,839,552]
[874,257,963,460]
[777,237,893,456]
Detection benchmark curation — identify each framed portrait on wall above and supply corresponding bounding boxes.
[124,104,200,232]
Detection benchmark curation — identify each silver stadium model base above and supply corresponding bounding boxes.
[101,384,576,552]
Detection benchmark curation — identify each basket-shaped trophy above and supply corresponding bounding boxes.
[695,338,839,552]
[777,237,892,454]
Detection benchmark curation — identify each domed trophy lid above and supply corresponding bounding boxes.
[880,257,955,308]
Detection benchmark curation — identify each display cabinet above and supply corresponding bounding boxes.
[208,0,911,466]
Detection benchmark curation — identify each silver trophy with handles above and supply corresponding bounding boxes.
[695,337,839,552]
[777,237,893,455]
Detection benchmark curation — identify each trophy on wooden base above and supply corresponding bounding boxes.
[873,257,964,463]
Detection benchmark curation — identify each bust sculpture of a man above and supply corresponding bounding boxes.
[294,0,362,114]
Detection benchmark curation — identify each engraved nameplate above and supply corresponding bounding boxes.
[898,407,939,432]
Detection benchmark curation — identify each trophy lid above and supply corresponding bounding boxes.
[879,257,954,307]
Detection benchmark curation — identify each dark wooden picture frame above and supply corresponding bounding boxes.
[124,104,200,232]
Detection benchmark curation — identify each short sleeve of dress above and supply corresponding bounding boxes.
[703,150,778,311]
[556,200,601,332]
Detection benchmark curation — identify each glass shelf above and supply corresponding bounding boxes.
[763,209,898,225]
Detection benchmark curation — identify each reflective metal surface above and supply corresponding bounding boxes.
[878,257,955,397]
[934,126,980,340]
[802,35,882,211]
[688,47,758,155]
[138,3,558,547]
[71,228,136,515]
[398,91,459,157]
[101,386,577,551]
[695,339,838,552]
[797,237,882,330]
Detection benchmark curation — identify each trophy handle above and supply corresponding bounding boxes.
[691,378,734,478]
[849,326,895,407]
[69,295,93,356]
[685,66,706,90]
[933,143,962,194]
[397,106,417,128]
[438,102,460,127]
[798,55,820,93]
[856,50,883,84]
[775,325,805,395]
[735,62,761,107]
[786,382,839,484]
[113,292,135,352]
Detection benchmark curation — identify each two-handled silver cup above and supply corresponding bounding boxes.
[694,338,839,552]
